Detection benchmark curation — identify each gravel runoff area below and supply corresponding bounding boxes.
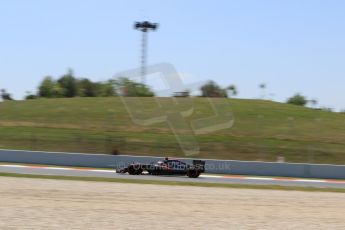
[0,177,344,229]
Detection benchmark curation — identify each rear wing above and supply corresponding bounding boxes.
[192,160,205,172]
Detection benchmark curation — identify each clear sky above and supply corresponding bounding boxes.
[0,0,344,110]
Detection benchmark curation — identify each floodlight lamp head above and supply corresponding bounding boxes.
[134,21,158,32]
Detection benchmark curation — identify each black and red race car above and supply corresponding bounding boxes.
[116,158,205,178]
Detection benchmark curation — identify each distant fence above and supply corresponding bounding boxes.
[0,149,344,179]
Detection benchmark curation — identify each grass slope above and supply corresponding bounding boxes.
[0,97,344,164]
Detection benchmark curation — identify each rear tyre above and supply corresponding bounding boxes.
[187,169,201,178]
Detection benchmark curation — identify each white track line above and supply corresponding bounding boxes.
[89,169,116,173]
[294,179,326,183]
[246,177,275,181]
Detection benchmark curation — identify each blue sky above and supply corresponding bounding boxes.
[0,0,344,110]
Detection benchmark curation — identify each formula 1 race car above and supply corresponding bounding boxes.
[116,158,205,178]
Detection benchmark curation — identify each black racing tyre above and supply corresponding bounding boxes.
[128,165,143,175]
[187,169,201,178]
[127,165,136,175]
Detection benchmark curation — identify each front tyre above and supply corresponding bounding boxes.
[128,164,143,175]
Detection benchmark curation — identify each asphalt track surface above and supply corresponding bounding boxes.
[0,163,345,189]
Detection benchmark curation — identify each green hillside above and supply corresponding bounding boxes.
[0,97,344,164]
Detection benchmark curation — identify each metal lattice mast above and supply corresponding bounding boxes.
[134,21,158,84]
[141,30,147,79]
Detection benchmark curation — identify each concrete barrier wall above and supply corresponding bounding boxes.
[0,149,344,179]
[0,149,165,168]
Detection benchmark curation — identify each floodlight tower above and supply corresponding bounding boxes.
[134,21,158,83]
